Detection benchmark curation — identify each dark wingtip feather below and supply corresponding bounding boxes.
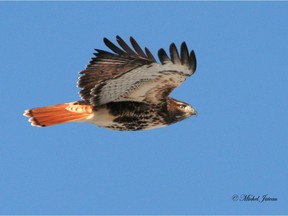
[104,37,126,55]
[169,43,181,64]
[94,48,106,55]
[180,42,190,67]
[158,48,171,64]
[190,50,197,72]
[116,36,137,56]
[145,47,157,62]
[130,37,147,58]
[103,36,155,62]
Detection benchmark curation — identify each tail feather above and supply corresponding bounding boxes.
[24,102,93,127]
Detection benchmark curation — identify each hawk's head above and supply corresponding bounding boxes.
[166,98,197,124]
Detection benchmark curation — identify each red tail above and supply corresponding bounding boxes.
[23,102,93,127]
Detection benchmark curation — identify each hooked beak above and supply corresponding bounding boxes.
[187,106,197,116]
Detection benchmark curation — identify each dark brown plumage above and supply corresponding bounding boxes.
[24,36,197,131]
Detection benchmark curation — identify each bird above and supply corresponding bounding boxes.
[23,36,197,131]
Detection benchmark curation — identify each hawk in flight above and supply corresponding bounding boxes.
[24,36,197,131]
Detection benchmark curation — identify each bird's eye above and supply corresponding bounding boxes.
[179,104,186,109]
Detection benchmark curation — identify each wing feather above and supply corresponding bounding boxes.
[116,35,137,56]
[180,42,190,67]
[190,50,197,72]
[170,43,181,64]
[130,37,147,59]
[145,47,157,62]
[103,37,126,55]
[158,48,171,64]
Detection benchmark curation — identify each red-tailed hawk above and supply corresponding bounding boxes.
[24,36,197,131]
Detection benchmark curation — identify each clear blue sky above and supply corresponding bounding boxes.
[1,2,287,215]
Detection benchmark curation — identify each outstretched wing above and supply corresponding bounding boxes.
[78,36,196,106]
